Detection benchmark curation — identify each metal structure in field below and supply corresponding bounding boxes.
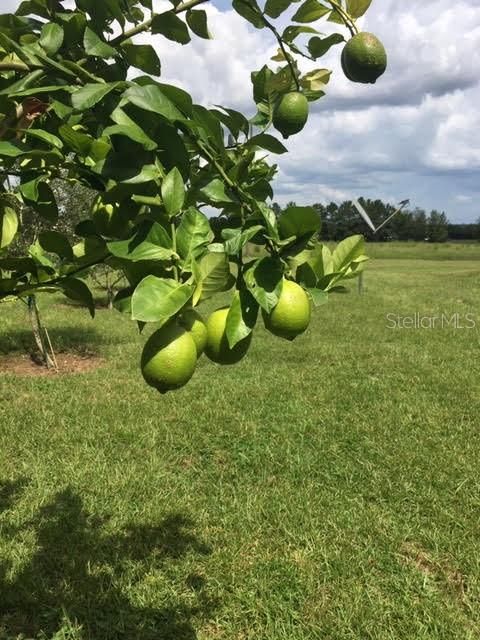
[352,199,410,294]
[353,199,410,234]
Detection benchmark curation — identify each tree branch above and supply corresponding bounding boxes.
[111,0,211,45]
[260,13,300,91]
[326,1,357,37]
[4,254,109,300]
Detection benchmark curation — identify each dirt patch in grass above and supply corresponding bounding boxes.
[0,352,104,376]
[400,541,468,601]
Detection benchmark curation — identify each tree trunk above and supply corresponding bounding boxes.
[27,295,54,368]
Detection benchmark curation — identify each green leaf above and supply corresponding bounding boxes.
[0,205,18,249]
[327,7,344,23]
[120,163,162,184]
[195,251,233,303]
[61,278,95,318]
[0,31,41,67]
[223,225,264,255]
[200,179,234,204]
[300,68,332,92]
[72,82,121,110]
[211,105,249,138]
[104,106,157,150]
[304,242,333,279]
[38,230,73,260]
[245,256,283,312]
[232,0,265,29]
[176,207,213,266]
[122,84,184,121]
[278,206,321,239]
[0,69,45,97]
[131,276,193,323]
[282,25,319,42]
[0,140,27,157]
[296,261,317,287]
[156,82,193,117]
[191,105,224,150]
[331,234,365,272]
[113,288,133,314]
[20,179,58,222]
[251,65,274,104]
[308,33,344,58]
[34,51,77,79]
[186,9,211,39]
[264,0,294,19]
[22,128,63,149]
[267,64,297,93]
[39,22,64,55]
[29,239,55,269]
[108,224,175,262]
[347,0,373,19]
[59,125,93,156]
[121,43,161,75]
[108,239,175,262]
[162,167,185,217]
[84,26,118,58]
[226,289,258,348]
[151,11,191,45]
[57,11,87,45]
[292,0,330,23]
[131,79,193,116]
[307,287,329,306]
[247,133,287,154]
[258,203,279,242]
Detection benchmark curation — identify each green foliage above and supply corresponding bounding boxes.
[0,0,385,389]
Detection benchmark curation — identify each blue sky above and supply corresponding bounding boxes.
[3,0,480,222]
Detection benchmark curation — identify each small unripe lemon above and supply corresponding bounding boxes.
[205,307,252,365]
[141,323,197,393]
[179,309,208,357]
[263,279,311,341]
[341,32,387,84]
[273,92,309,139]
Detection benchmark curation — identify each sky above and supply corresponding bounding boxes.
[3,0,480,222]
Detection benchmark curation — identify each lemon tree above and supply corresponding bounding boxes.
[0,0,385,392]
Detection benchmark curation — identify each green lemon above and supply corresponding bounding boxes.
[273,92,309,139]
[341,32,387,84]
[91,195,133,238]
[179,309,208,357]
[141,323,197,393]
[263,279,311,341]
[205,307,252,365]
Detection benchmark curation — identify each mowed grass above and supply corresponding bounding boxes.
[1,249,480,639]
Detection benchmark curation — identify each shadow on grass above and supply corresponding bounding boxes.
[0,484,215,639]
[0,326,104,356]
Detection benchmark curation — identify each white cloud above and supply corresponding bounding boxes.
[139,4,274,112]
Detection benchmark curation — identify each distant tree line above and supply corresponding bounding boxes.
[271,198,479,243]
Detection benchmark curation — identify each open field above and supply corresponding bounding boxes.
[1,246,479,639]
[366,241,480,261]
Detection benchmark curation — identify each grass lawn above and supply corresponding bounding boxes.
[0,247,479,639]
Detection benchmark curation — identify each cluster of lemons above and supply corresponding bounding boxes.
[141,280,311,393]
